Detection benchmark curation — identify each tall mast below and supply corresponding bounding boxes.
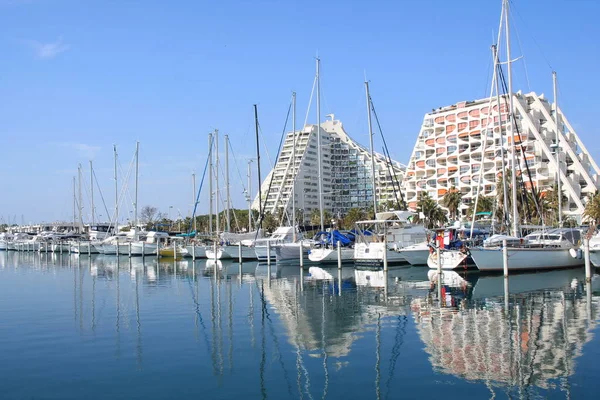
[215,129,220,236]
[208,133,213,234]
[292,91,297,242]
[73,176,76,232]
[192,172,197,233]
[316,57,325,232]
[90,160,95,225]
[492,44,510,232]
[254,105,263,231]
[247,160,253,231]
[365,81,377,215]
[553,71,562,227]
[225,134,231,232]
[78,163,83,232]
[505,0,519,237]
[114,145,118,233]
[134,141,139,229]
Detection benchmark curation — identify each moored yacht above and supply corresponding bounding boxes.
[308,230,355,264]
[0,233,13,251]
[469,228,584,272]
[398,241,430,266]
[254,226,298,261]
[353,211,427,267]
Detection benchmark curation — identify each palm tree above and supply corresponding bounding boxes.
[310,209,332,228]
[583,191,600,227]
[414,192,447,229]
[342,208,367,230]
[466,195,494,217]
[440,186,462,221]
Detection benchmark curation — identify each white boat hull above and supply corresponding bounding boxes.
[206,245,256,260]
[398,242,430,265]
[71,242,101,254]
[427,250,469,270]
[52,243,72,253]
[255,245,277,261]
[275,243,310,263]
[185,245,206,258]
[102,244,118,255]
[589,249,600,268]
[308,247,354,264]
[353,242,406,266]
[469,247,584,272]
[131,242,157,256]
[0,241,7,251]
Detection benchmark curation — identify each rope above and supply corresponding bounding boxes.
[369,96,406,210]
[255,101,292,239]
[496,60,544,226]
[189,135,213,234]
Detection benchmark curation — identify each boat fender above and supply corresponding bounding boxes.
[578,248,583,260]
[569,248,578,259]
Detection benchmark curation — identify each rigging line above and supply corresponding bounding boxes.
[303,75,318,128]
[484,38,493,98]
[257,123,274,170]
[509,8,532,92]
[190,136,214,233]
[116,151,136,223]
[255,101,292,237]
[370,96,405,210]
[509,0,553,71]
[226,139,256,231]
[118,160,135,224]
[227,140,250,197]
[497,61,544,225]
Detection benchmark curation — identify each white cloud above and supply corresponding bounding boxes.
[22,36,70,59]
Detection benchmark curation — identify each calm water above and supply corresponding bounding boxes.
[1,252,600,399]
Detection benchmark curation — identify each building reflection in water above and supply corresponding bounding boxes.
[2,250,600,397]
[414,268,600,392]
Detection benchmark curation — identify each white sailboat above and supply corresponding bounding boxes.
[471,228,584,272]
[398,241,430,266]
[353,81,426,267]
[354,210,427,266]
[205,132,259,261]
[467,1,583,272]
[254,226,298,261]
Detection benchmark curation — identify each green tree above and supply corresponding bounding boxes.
[342,208,367,230]
[583,191,600,226]
[310,209,333,227]
[440,186,462,221]
[261,212,278,233]
[466,195,494,217]
[414,192,447,229]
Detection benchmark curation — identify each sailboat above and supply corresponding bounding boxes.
[353,81,427,267]
[205,131,259,261]
[273,60,327,264]
[468,0,583,272]
[254,93,304,262]
[308,229,356,264]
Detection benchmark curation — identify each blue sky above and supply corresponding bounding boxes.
[1,0,599,224]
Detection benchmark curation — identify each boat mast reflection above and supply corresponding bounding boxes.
[414,268,600,392]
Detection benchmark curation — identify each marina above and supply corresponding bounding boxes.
[3,0,600,397]
[1,251,600,399]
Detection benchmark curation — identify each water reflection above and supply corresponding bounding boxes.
[416,268,600,393]
[1,251,599,399]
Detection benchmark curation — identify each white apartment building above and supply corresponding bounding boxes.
[253,115,404,222]
[402,91,600,219]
